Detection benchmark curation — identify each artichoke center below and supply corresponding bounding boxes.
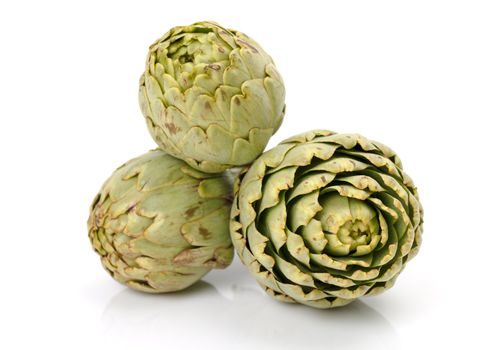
[338,219,371,246]
[165,31,230,67]
[178,53,195,64]
[317,194,380,256]
[168,40,202,64]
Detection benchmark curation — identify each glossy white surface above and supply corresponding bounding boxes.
[1,1,491,349]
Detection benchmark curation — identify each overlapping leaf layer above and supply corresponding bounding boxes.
[89,150,233,292]
[139,21,285,173]
[231,130,423,308]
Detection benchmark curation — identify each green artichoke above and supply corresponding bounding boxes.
[88,150,233,293]
[139,21,285,173]
[230,130,423,308]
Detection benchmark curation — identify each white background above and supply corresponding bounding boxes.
[1,1,491,349]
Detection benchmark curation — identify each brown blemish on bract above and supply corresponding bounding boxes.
[234,97,241,106]
[219,89,228,100]
[205,101,212,110]
[173,250,194,265]
[199,227,212,239]
[321,176,327,183]
[165,122,180,135]
[206,64,221,71]
[184,207,198,218]
[237,39,258,53]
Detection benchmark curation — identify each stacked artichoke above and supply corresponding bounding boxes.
[88,21,423,308]
[139,21,285,173]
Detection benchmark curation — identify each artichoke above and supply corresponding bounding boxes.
[88,150,233,293]
[139,21,285,173]
[230,130,423,308]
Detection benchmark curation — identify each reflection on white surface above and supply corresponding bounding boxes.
[102,261,397,350]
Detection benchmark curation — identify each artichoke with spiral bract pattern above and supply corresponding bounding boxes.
[139,21,285,173]
[230,130,423,308]
[88,149,234,293]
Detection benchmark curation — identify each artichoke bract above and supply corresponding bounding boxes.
[139,21,285,173]
[230,130,423,308]
[88,150,234,293]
